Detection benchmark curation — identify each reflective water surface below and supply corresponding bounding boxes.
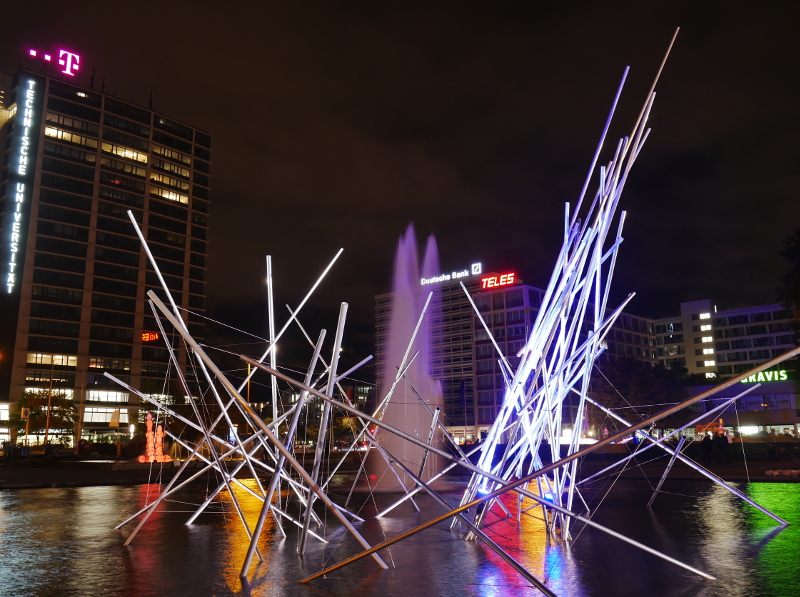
[0,478,797,597]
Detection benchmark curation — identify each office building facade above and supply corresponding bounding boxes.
[376,267,657,442]
[654,300,796,378]
[0,67,210,444]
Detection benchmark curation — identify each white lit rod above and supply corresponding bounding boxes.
[146,291,389,572]
[371,291,434,420]
[582,391,787,525]
[109,303,262,554]
[236,249,344,394]
[110,367,351,526]
[577,391,750,486]
[298,303,348,555]
[260,360,719,583]
[128,213,266,506]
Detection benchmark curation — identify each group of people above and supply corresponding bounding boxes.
[700,431,731,464]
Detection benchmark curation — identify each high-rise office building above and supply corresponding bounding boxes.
[375,265,656,442]
[654,300,796,378]
[0,64,210,444]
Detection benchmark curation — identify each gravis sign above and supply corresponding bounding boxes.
[740,370,789,384]
[421,263,482,285]
[6,78,37,294]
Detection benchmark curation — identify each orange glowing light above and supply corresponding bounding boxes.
[142,332,160,342]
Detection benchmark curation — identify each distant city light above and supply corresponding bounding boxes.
[142,332,160,342]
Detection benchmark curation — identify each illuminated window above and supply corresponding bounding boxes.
[703,360,716,367]
[702,348,714,355]
[152,144,191,165]
[26,353,78,367]
[101,142,148,163]
[24,387,74,399]
[701,336,713,343]
[46,112,98,135]
[25,370,74,384]
[83,407,128,423]
[86,390,128,403]
[88,358,131,371]
[150,172,190,191]
[150,186,188,204]
[0,405,9,421]
[705,372,716,379]
[699,313,711,320]
[700,324,711,331]
[44,126,98,148]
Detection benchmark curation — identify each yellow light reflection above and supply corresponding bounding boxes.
[216,478,277,592]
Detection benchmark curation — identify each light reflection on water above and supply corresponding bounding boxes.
[0,478,797,597]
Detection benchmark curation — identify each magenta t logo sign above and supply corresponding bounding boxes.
[58,50,80,76]
[28,47,81,76]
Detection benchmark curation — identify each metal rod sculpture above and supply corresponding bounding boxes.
[109,28,795,596]
[455,30,675,541]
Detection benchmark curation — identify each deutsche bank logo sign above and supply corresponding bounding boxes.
[471,263,482,275]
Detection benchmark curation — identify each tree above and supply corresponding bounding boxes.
[588,358,693,434]
[8,390,78,442]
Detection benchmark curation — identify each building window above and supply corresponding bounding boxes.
[699,313,711,320]
[150,186,188,205]
[701,336,712,343]
[152,144,191,165]
[88,358,132,371]
[86,390,128,403]
[26,353,78,367]
[101,142,148,163]
[83,407,129,423]
[44,127,98,148]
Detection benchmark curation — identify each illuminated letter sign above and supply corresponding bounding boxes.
[420,262,483,285]
[29,47,81,76]
[740,370,788,384]
[481,273,516,289]
[5,75,43,294]
[142,332,161,342]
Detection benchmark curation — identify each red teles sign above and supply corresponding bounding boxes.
[481,273,515,289]
[142,332,160,342]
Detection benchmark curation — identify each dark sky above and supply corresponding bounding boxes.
[3,1,799,374]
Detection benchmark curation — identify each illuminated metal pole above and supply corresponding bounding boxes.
[266,359,717,582]
[582,393,787,525]
[235,249,344,394]
[298,303,347,555]
[266,256,278,423]
[647,435,685,508]
[259,345,800,582]
[147,292,387,571]
[241,329,326,576]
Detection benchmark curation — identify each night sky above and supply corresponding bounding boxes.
[2,1,798,376]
